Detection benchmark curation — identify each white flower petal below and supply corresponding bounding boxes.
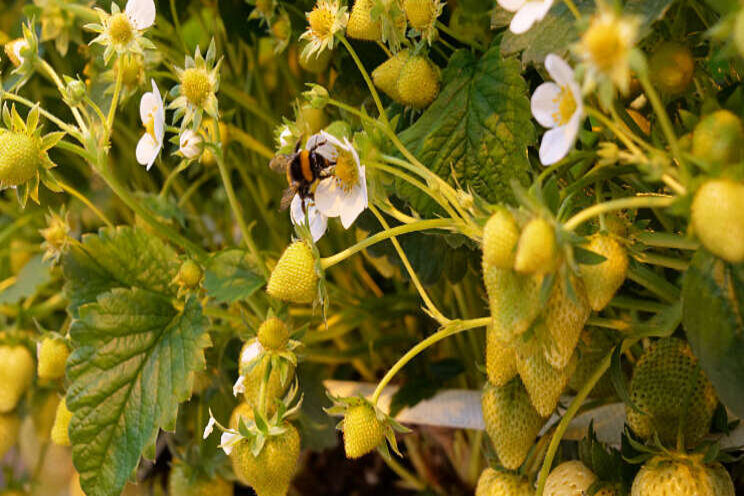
[240,340,263,368]
[220,432,240,455]
[279,126,293,148]
[203,417,216,439]
[509,0,553,33]
[136,134,160,169]
[538,115,580,166]
[232,375,246,396]
[545,53,575,87]
[339,186,368,229]
[314,178,346,218]
[139,93,158,125]
[290,195,328,242]
[498,0,527,12]
[531,82,562,129]
[125,0,156,29]
[179,129,202,158]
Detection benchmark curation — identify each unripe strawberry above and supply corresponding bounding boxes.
[397,55,440,109]
[544,276,590,369]
[0,131,42,187]
[240,342,294,413]
[706,462,735,496]
[691,110,744,167]
[514,218,557,274]
[0,412,20,459]
[486,325,517,387]
[481,379,545,470]
[37,336,69,380]
[515,333,576,417]
[176,260,203,289]
[342,403,386,459]
[402,0,439,31]
[483,266,541,342]
[631,454,717,496]
[233,423,300,496]
[257,318,290,351]
[650,42,694,96]
[32,392,60,440]
[298,40,333,74]
[483,208,520,269]
[0,345,34,413]
[267,241,318,304]
[580,234,628,311]
[372,50,410,103]
[544,461,597,496]
[168,460,234,496]
[475,467,532,496]
[347,0,382,41]
[691,179,744,263]
[228,403,254,486]
[51,397,72,446]
[626,338,717,448]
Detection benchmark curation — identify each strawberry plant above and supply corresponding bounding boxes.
[0,0,743,494]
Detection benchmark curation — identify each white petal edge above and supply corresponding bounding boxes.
[545,53,575,87]
[509,0,552,34]
[314,178,346,218]
[498,0,528,12]
[538,113,581,166]
[136,134,160,169]
[125,0,156,29]
[531,82,562,129]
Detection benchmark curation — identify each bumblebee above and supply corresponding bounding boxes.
[269,138,334,210]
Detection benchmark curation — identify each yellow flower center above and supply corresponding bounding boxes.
[552,86,577,126]
[582,19,624,72]
[144,115,156,140]
[308,6,335,37]
[42,218,69,249]
[181,68,212,107]
[334,149,359,191]
[108,13,134,45]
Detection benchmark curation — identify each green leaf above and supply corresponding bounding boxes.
[62,227,179,315]
[396,42,535,216]
[682,250,744,418]
[0,254,52,304]
[203,249,265,303]
[574,246,607,266]
[66,291,209,496]
[500,0,594,67]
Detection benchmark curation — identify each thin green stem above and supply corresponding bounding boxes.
[107,62,124,135]
[320,218,459,269]
[631,251,689,271]
[160,161,189,198]
[169,0,188,53]
[381,454,427,491]
[57,178,114,228]
[563,0,582,20]
[84,95,107,125]
[37,59,88,134]
[339,35,388,122]
[564,195,674,231]
[371,317,490,405]
[585,106,645,158]
[535,339,639,495]
[634,232,699,251]
[637,72,686,168]
[435,21,486,51]
[214,140,271,279]
[1,92,80,139]
[369,204,450,324]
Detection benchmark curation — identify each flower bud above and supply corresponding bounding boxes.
[64,79,87,106]
[179,130,203,160]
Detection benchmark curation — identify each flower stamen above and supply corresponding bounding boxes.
[552,87,577,126]
[334,150,359,192]
[108,13,134,45]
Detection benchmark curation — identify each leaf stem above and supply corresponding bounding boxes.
[56,178,114,228]
[637,72,686,168]
[369,204,450,325]
[564,195,674,231]
[107,61,124,135]
[371,317,490,405]
[37,59,88,135]
[435,21,486,51]
[339,35,388,123]
[563,0,582,20]
[320,218,459,270]
[1,91,80,139]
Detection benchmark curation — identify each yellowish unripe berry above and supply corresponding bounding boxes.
[0,412,20,459]
[0,132,42,187]
[372,50,410,103]
[691,179,744,263]
[650,42,694,96]
[691,110,744,167]
[482,208,520,269]
[267,242,318,304]
[37,336,70,380]
[297,105,328,135]
[343,404,385,459]
[402,0,438,31]
[257,318,290,351]
[51,397,72,446]
[0,345,34,413]
[347,0,382,41]
[514,218,557,274]
[397,56,440,109]
[177,260,203,289]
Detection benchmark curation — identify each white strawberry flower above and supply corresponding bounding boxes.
[531,54,584,166]
[311,131,368,229]
[220,431,241,455]
[179,129,202,159]
[203,416,216,439]
[291,195,328,242]
[124,0,156,30]
[136,79,165,170]
[498,0,553,34]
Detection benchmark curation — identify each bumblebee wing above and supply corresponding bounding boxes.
[269,154,292,174]
[279,186,297,211]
